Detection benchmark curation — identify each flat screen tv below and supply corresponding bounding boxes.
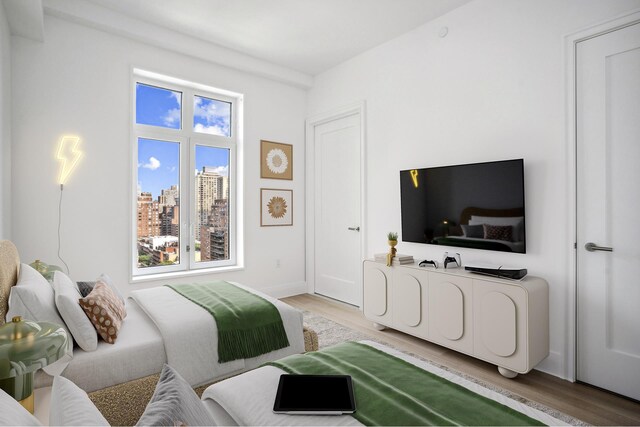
[400,159,525,253]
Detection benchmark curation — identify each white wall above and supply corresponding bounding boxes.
[307,0,640,379]
[0,4,11,240]
[11,15,306,296]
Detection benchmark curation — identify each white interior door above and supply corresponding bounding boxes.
[576,22,640,401]
[314,113,361,306]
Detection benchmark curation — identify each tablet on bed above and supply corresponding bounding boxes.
[273,374,356,415]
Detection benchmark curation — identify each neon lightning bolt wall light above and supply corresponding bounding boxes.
[56,136,83,185]
[410,169,419,188]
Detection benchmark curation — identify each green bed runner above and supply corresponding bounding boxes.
[166,281,289,363]
[267,342,545,426]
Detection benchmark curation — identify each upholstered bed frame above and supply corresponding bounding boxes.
[0,240,20,326]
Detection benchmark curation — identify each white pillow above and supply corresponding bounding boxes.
[468,216,524,242]
[50,376,109,426]
[53,271,98,352]
[136,364,216,426]
[7,263,66,325]
[0,388,42,426]
[6,264,74,375]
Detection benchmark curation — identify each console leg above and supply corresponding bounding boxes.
[498,366,518,378]
[373,323,387,331]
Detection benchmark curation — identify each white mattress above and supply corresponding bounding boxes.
[36,299,167,392]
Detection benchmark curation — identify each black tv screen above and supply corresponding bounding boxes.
[400,159,525,253]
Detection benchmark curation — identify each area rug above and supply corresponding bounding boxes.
[303,310,588,426]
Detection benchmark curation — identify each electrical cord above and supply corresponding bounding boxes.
[57,183,70,275]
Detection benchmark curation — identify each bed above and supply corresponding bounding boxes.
[434,206,526,253]
[0,240,305,393]
[201,340,567,426]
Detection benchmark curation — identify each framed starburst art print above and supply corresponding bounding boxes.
[261,188,293,226]
[260,140,292,180]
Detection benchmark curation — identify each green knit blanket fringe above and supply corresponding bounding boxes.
[166,281,289,363]
[267,341,546,426]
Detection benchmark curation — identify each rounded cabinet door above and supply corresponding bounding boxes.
[395,273,422,327]
[363,264,389,317]
[433,281,464,341]
[479,291,517,357]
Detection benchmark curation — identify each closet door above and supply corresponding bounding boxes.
[576,22,640,400]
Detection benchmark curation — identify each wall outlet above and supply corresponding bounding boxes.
[276,259,281,268]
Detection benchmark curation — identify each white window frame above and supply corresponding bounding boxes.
[131,71,241,279]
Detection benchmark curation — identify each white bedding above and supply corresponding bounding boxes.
[35,281,303,392]
[130,281,305,387]
[36,299,167,392]
[201,341,567,426]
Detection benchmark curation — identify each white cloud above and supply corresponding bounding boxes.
[163,108,181,127]
[169,91,182,107]
[209,165,228,176]
[167,166,176,173]
[141,156,161,170]
[195,165,228,176]
[194,98,230,120]
[193,123,227,136]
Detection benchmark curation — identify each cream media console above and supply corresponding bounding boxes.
[363,260,549,378]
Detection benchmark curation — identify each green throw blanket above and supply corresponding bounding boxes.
[166,281,289,363]
[268,342,545,426]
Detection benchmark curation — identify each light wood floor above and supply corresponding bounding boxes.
[282,293,640,426]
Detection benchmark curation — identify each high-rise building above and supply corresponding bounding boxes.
[195,167,228,232]
[199,199,229,262]
[158,185,179,207]
[199,225,212,261]
[160,205,180,237]
[137,192,160,238]
[210,199,229,260]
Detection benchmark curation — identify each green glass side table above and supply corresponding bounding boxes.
[0,316,68,413]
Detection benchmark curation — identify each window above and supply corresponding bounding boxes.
[132,73,241,277]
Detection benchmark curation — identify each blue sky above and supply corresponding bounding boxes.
[194,95,231,137]
[136,83,181,129]
[138,139,229,198]
[136,83,231,198]
[136,83,231,135]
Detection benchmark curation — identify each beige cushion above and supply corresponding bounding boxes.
[79,281,127,344]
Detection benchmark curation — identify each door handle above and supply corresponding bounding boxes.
[585,242,613,252]
[348,226,360,232]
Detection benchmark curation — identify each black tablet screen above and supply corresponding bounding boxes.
[274,374,355,412]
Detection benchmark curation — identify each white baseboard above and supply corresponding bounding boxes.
[534,350,566,379]
[261,281,307,299]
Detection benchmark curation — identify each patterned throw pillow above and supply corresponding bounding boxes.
[483,224,513,242]
[79,281,127,344]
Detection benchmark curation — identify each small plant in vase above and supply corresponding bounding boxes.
[386,232,398,266]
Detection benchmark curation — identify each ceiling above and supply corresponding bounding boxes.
[81,0,472,75]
